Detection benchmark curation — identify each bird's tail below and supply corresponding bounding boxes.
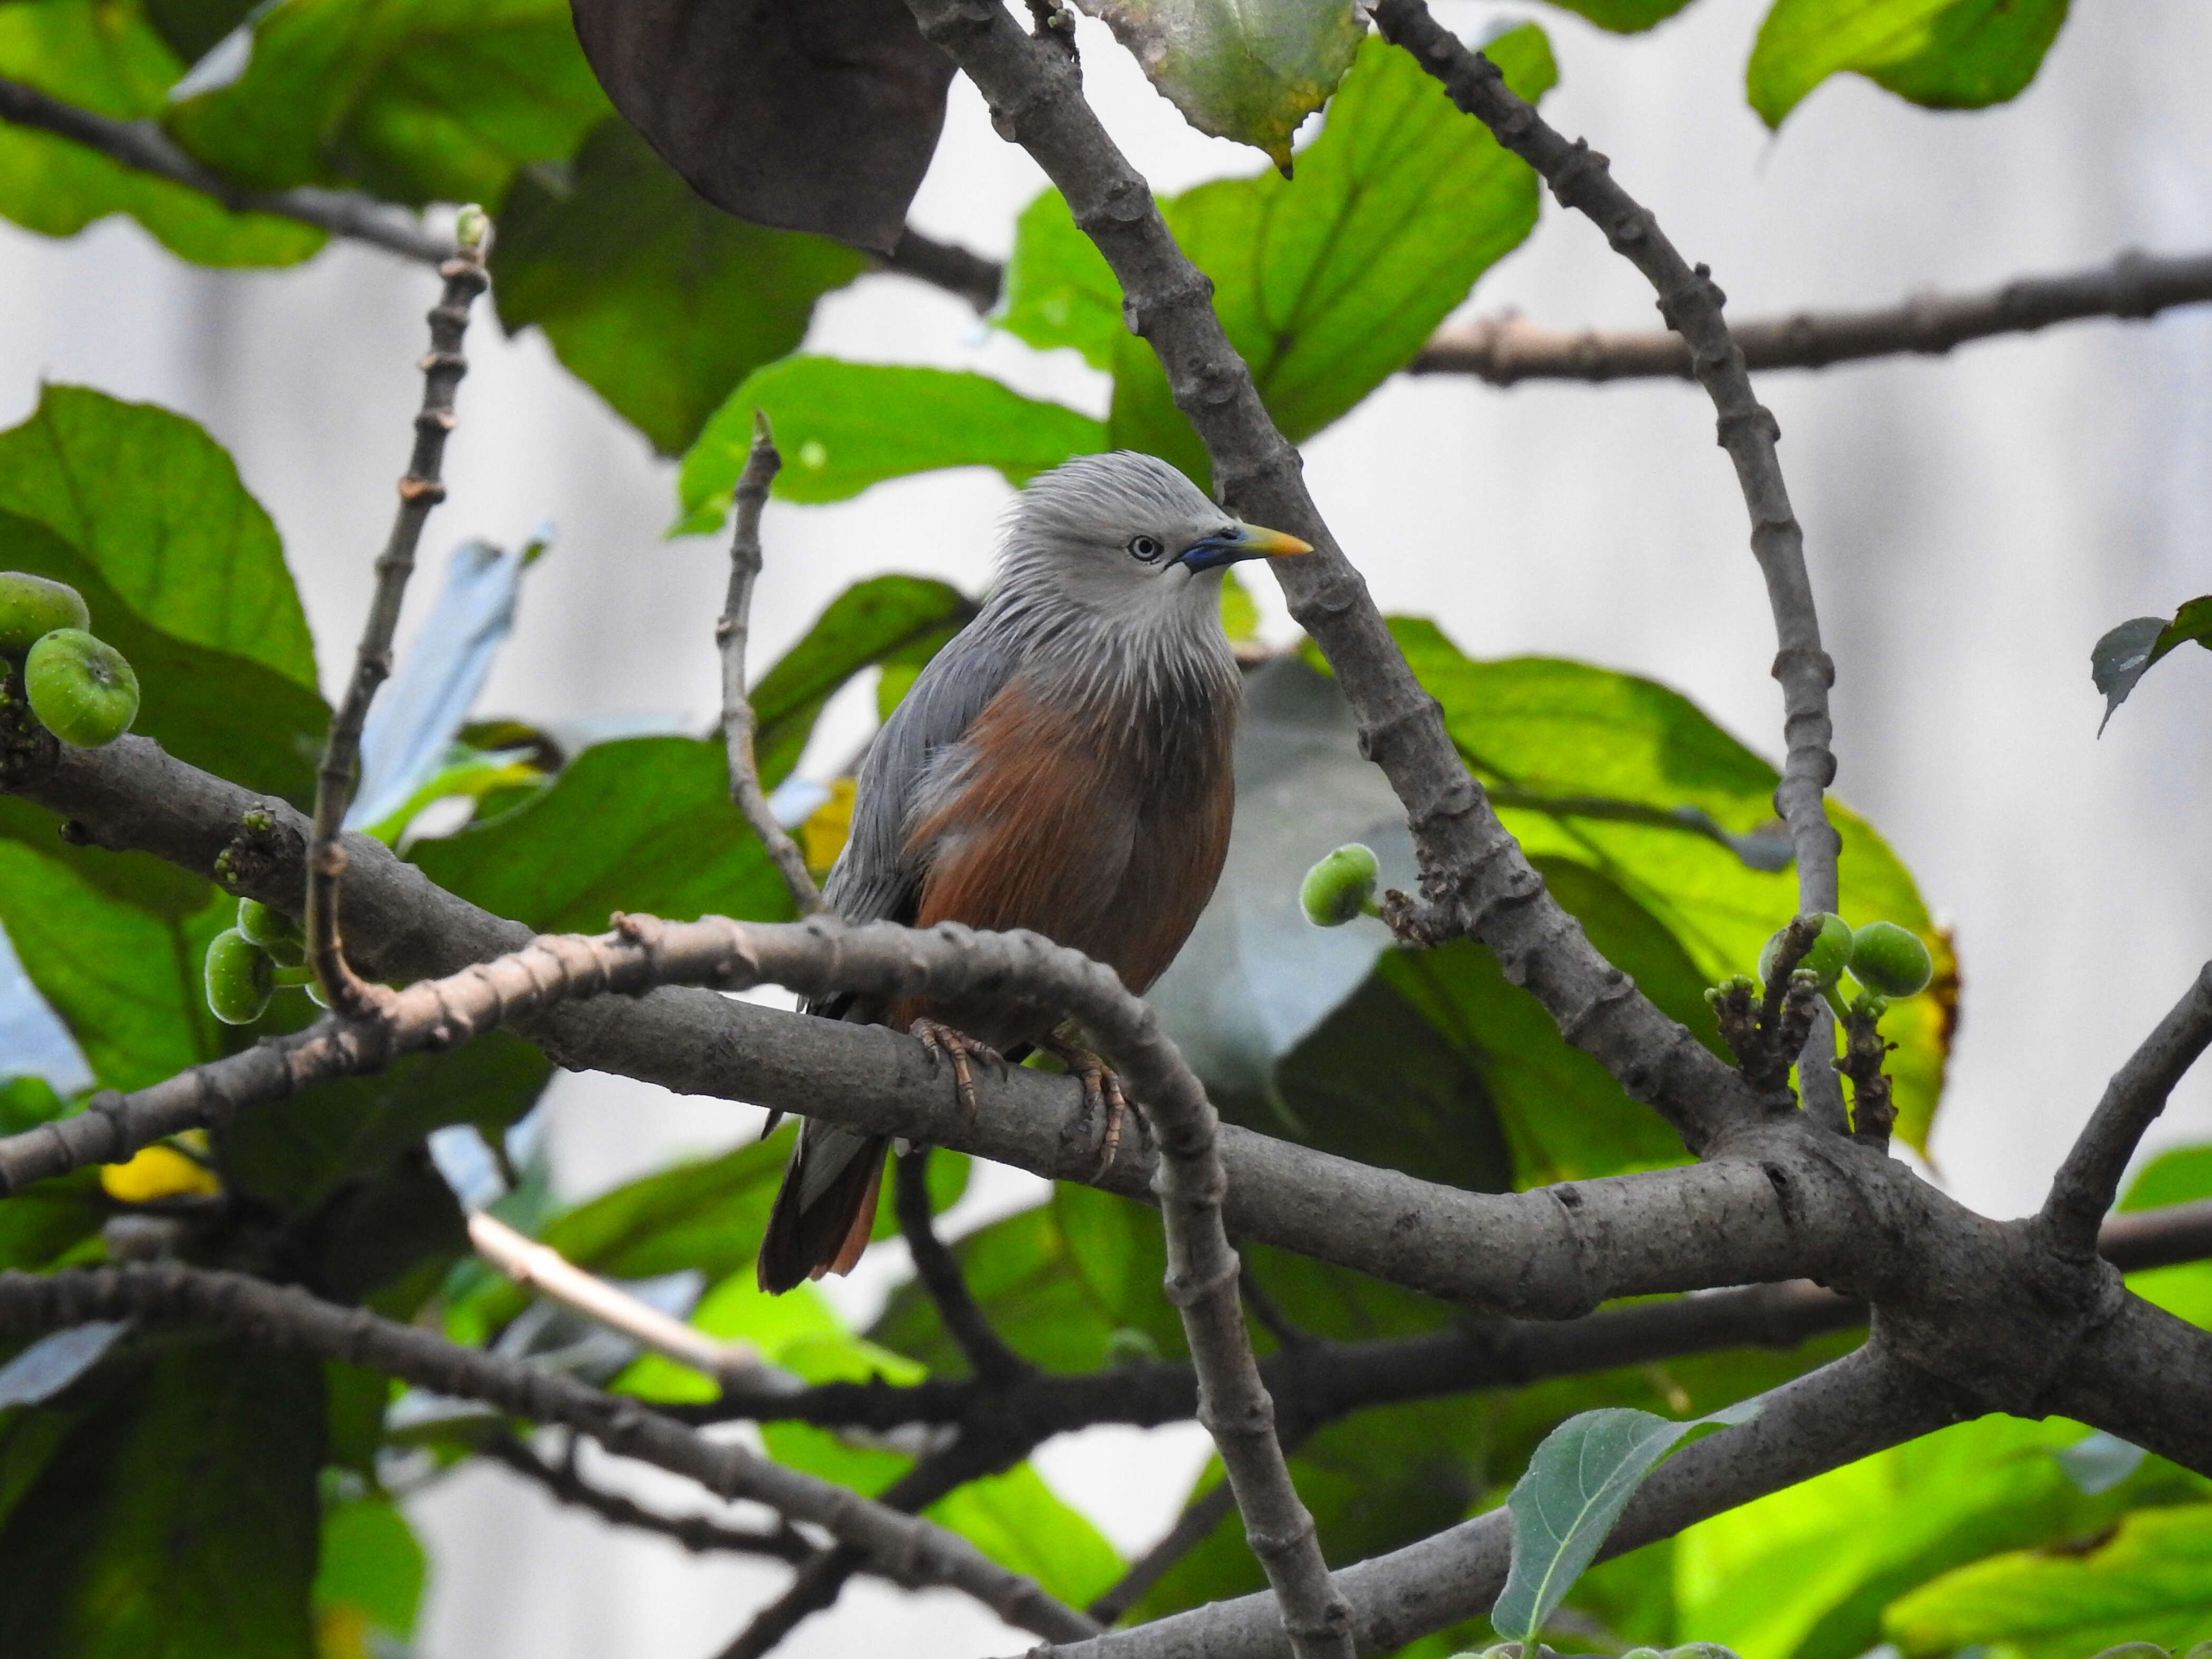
[757,1122,887,1295]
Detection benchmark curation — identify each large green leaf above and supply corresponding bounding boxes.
[0,831,228,1091]
[165,0,611,207]
[1373,621,1953,1150]
[1000,26,1554,486]
[0,1339,323,1659]
[1673,1416,2206,1659]
[493,120,868,457]
[410,736,794,937]
[1075,0,1364,170]
[0,0,322,265]
[0,512,327,804]
[748,576,978,791]
[1883,1502,2212,1658]
[1746,0,2070,129]
[0,387,316,689]
[313,1497,425,1648]
[928,1462,1125,1610]
[1540,0,1697,30]
[677,360,1105,533]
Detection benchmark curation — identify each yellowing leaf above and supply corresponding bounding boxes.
[101,1142,220,1202]
[1075,0,1363,169]
[801,777,857,879]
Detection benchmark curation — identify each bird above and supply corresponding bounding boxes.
[755,451,1311,1294]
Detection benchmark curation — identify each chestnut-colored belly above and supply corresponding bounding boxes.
[901,670,1235,1051]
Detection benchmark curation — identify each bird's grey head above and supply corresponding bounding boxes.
[993,452,1309,632]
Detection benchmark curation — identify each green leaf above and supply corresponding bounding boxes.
[0,1164,103,1274]
[998,187,1124,372]
[165,0,611,208]
[748,576,978,790]
[0,835,229,1091]
[410,737,794,937]
[1075,0,1364,170]
[1102,26,1557,485]
[314,1497,425,1643]
[1539,0,1697,30]
[1493,1398,1762,1643]
[0,511,329,804]
[677,360,1104,533]
[493,120,869,457]
[925,1463,1125,1610]
[1373,621,1953,1150]
[1674,1415,2205,1659]
[1885,1503,2212,1659]
[0,387,316,690]
[0,0,323,265]
[0,1338,323,1659]
[2122,1144,2212,1212]
[1746,0,2070,129]
[2093,596,2212,731]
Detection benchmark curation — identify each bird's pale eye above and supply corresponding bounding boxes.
[1127,534,1164,563]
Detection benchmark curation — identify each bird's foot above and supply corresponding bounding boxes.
[1042,1035,1131,1174]
[908,1018,1005,1117]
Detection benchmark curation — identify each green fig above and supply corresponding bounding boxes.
[204,927,274,1026]
[1301,842,1380,927]
[1849,921,1933,998]
[1757,912,1852,989]
[236,898,305,966]
[0,572,89,659]
[23,629,138,746]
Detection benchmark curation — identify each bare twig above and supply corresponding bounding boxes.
[0,75,455,264]
[718,412,825,915]
[1410,248,2212,383]
[1838,1001,1898,1150]
[466,1210,770,1386]
[880,227,1005,311]
[305,223,488,1008]
[480,1433,820,1566]
[2041,962,2212,1258]
[895,1148,1030,1385]
[0,1264,1100,1647]
[1089,1479,1240,1625]
[1370,0,1848,1131]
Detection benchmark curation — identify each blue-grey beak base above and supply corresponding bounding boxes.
[1175,523,1312,574]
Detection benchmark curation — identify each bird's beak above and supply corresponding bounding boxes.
[1175,522,1314,574]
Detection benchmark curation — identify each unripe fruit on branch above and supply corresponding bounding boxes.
[0,572,89,658]
[23,628,138,746]
[204,927,274,1026]
[237,898,305,966]
[1849,921,1933,998]
[1757,912,1852,990]
[1301,842,1380,927]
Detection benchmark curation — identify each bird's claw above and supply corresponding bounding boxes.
[1044,1037,1131,1174]
[908,1018,1004,1117]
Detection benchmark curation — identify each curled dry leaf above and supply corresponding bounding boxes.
[1075,0,1364,170]
[569,0,957,254]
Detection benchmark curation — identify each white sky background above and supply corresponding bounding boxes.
[4,0,2212,1653]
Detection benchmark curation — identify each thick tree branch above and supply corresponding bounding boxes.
[1410,248,2212,383]
[2040,961,2212,1258]
[718,412,824,915]
[0,76,455,264]
[895,1148,1030,1386]
[0,1264,1100,1647]
[1371,0,1848,1131]
[307,229,487,1008]
[899,0,1754,1160]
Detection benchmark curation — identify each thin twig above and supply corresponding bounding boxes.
[1410,248,2212,382]
[466,1210,772,1386]
[717,411,824,915]
[1087,1476,1239,1625]
[0,1264,1101,1648]
[2040,962,2212,1258]
[481,1432,820,1566]
[1370,0,1848,1131]
[894,1148,1030,1385]
[0,75,454,264]
[880,227,1006,312]
[305,221,489,1008]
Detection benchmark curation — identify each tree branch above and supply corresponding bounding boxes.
[1371,0,1848,1131]
[1410,248,2212,383]
[0,1264,1100,1647]
[306,226,488,1008]
[899,0,1755,1161]
[881,227,1005,311]
[0,75,455,264]
[895,1147,1030,1386]
[2040,961,2212,1258]
[718,412,824,915]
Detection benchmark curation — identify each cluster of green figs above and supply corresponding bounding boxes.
[0,572,140,747]
[204,897,318,1026]
[1298,840,1933,1009]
